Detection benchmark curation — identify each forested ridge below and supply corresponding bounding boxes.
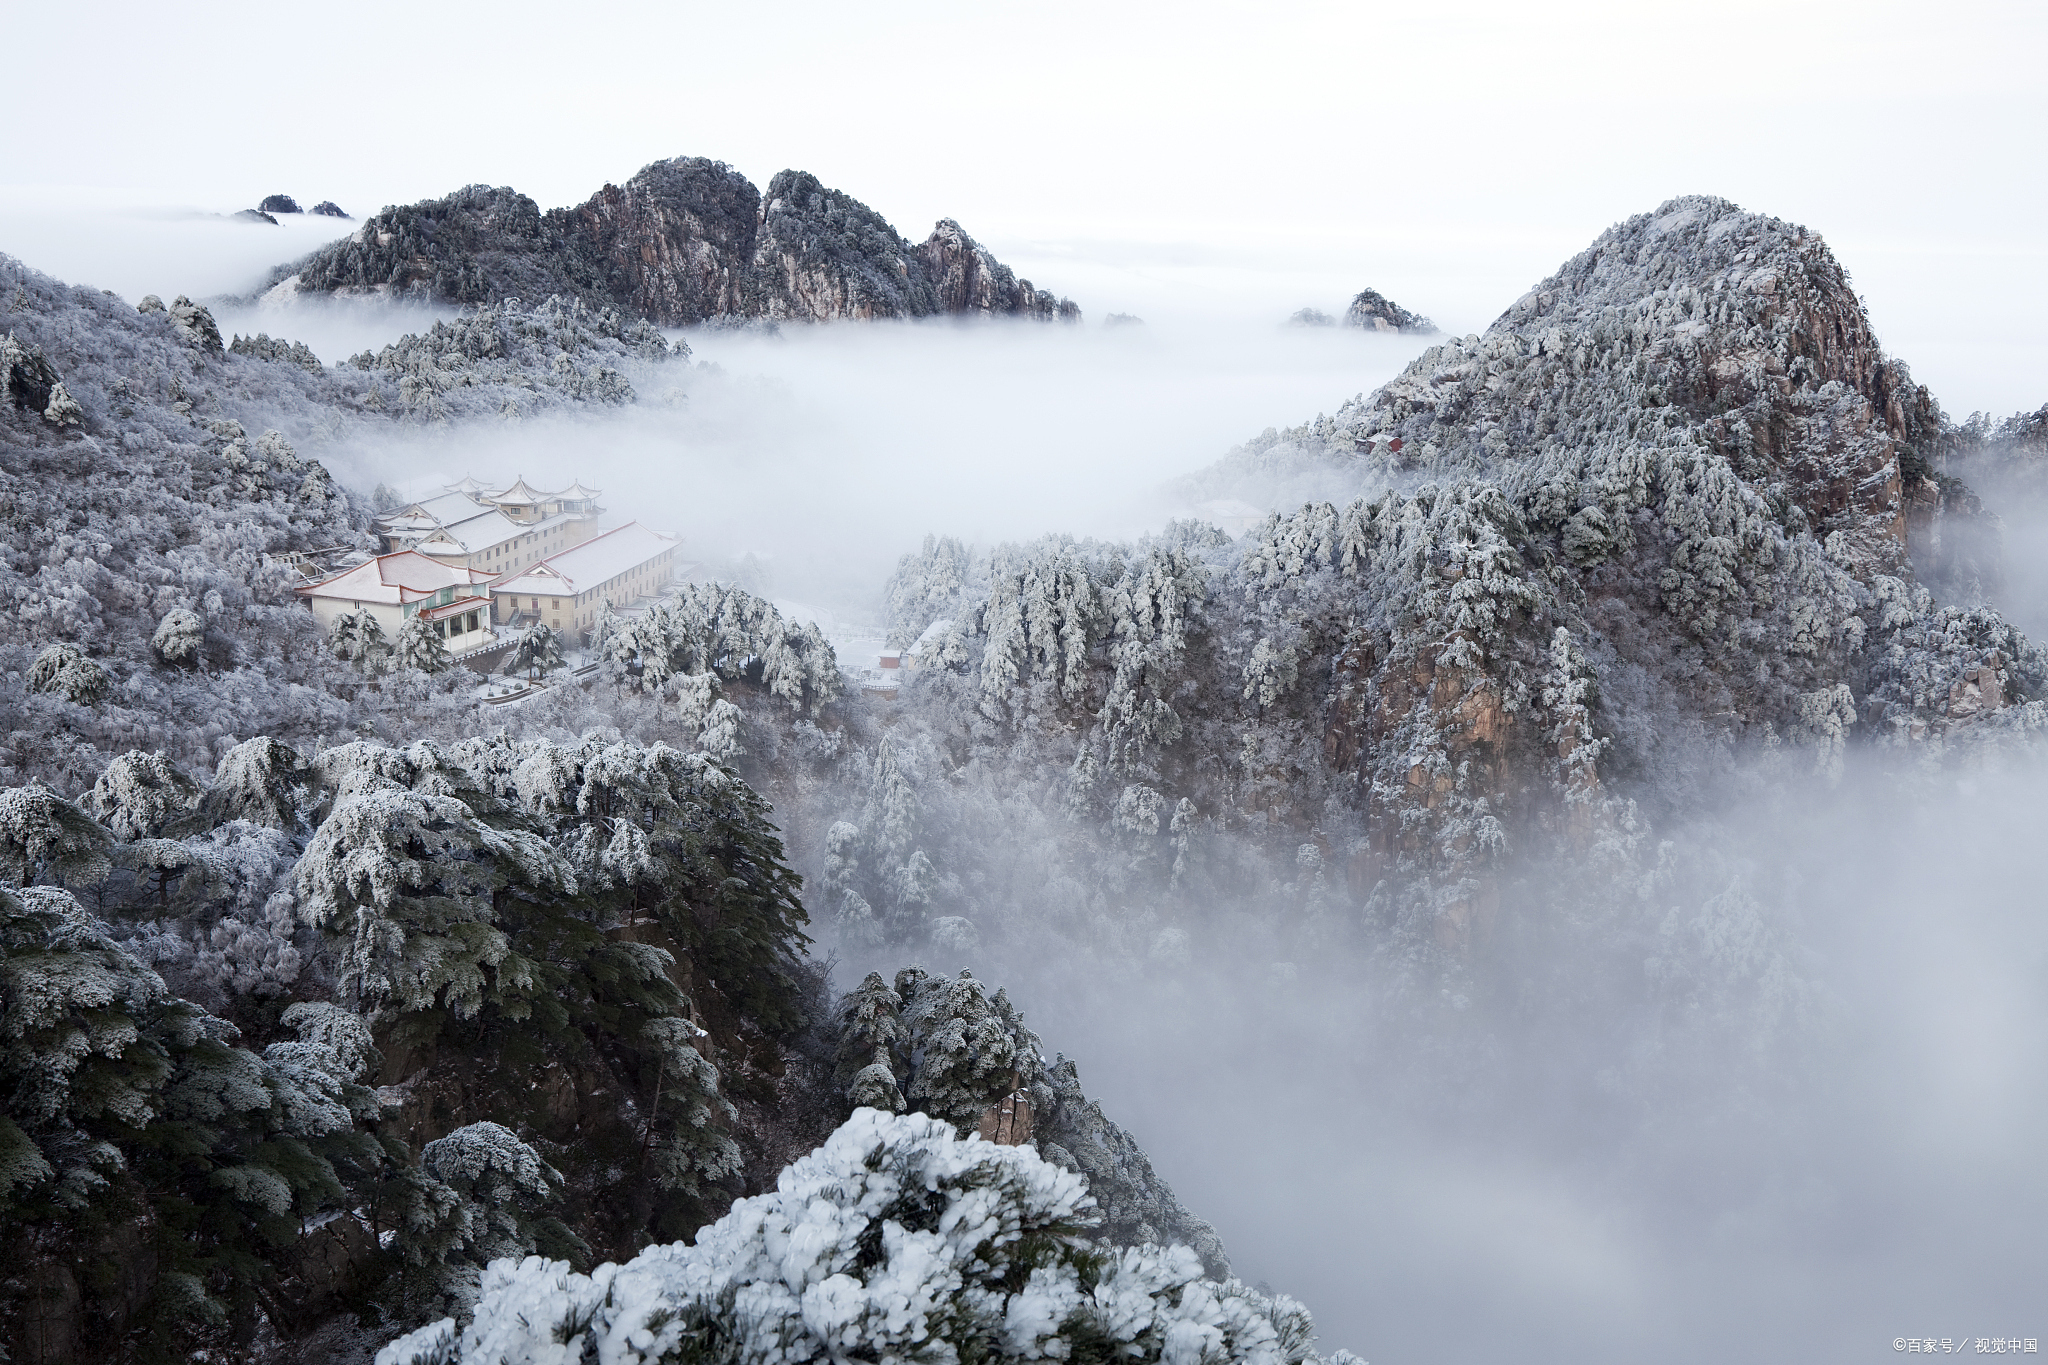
[3,194,2046,1363]
[803,197,2048,980]
[0,251,1250,1364]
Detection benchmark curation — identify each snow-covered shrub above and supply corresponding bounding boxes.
[40,380,83,427]
[27,642,110,705]
[0,780,112,886]
[151,607,206,668]
[87,748,204,840]
[376,1109,1341,1365]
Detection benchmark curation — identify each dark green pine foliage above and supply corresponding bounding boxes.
[0,728,817,1359]
[0,885,389,1358]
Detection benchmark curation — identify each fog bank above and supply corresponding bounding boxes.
[1019,759,2048,1363]
[0,188,355,303]
[326,317,1428,613]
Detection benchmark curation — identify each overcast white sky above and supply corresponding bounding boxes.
[3,0,2042,414]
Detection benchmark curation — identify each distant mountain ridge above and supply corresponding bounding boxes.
[269,158,1081,326]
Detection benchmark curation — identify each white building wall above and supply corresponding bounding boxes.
[305,596,406,640]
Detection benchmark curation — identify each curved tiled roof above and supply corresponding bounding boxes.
[491,476,550,504]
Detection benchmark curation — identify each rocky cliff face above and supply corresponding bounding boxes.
[561,156,764,323]
[275,157,1079,326]
[1343,286,1435,333]
[751,170,929,321]
[916,219,1080,322]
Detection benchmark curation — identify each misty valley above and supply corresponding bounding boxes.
[2,173,2045,1365]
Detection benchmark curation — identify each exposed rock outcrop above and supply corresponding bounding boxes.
[913,218,1079,322]
[259,194,303,215]
[142,294,223,352]
[310,200,350,218]
[562,156,763,323]
[274,157,1080,326]
[1343,286,1435,333]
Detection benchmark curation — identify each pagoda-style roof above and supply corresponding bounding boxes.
[376,491,488,529]
[491,476,550,505]
[445,474,490,494]
[553,480,603,502]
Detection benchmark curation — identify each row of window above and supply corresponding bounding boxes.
[485,549,675,632]
[568,551,677,630]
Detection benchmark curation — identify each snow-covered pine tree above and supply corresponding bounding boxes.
[394,612,453,675]
[0,781,113,887]
[86,749,206,842]
[151,608,206,670]
[512,622,562,681]
[375,1109,1342,1365]
[27,643,110,706]
[388,1121,583,1316]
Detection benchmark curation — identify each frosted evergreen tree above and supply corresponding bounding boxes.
[151,607,206,669]
[893,967,1034,1134]
[695,698,745,761]
[27,643,110,706]
[375,1109,1339,1365]
[0,885,386,1346]
[0,782,113,887]
[624,583,839,714]
[672,669,717,733]
[591,602,637,689]
[391,1121,583,1316]
[394,612,453,675]
[204,736,312,830]
[330,610,391,675]
[291,782,565,1016]
[86,749,205,841]
[512,621,563,681]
